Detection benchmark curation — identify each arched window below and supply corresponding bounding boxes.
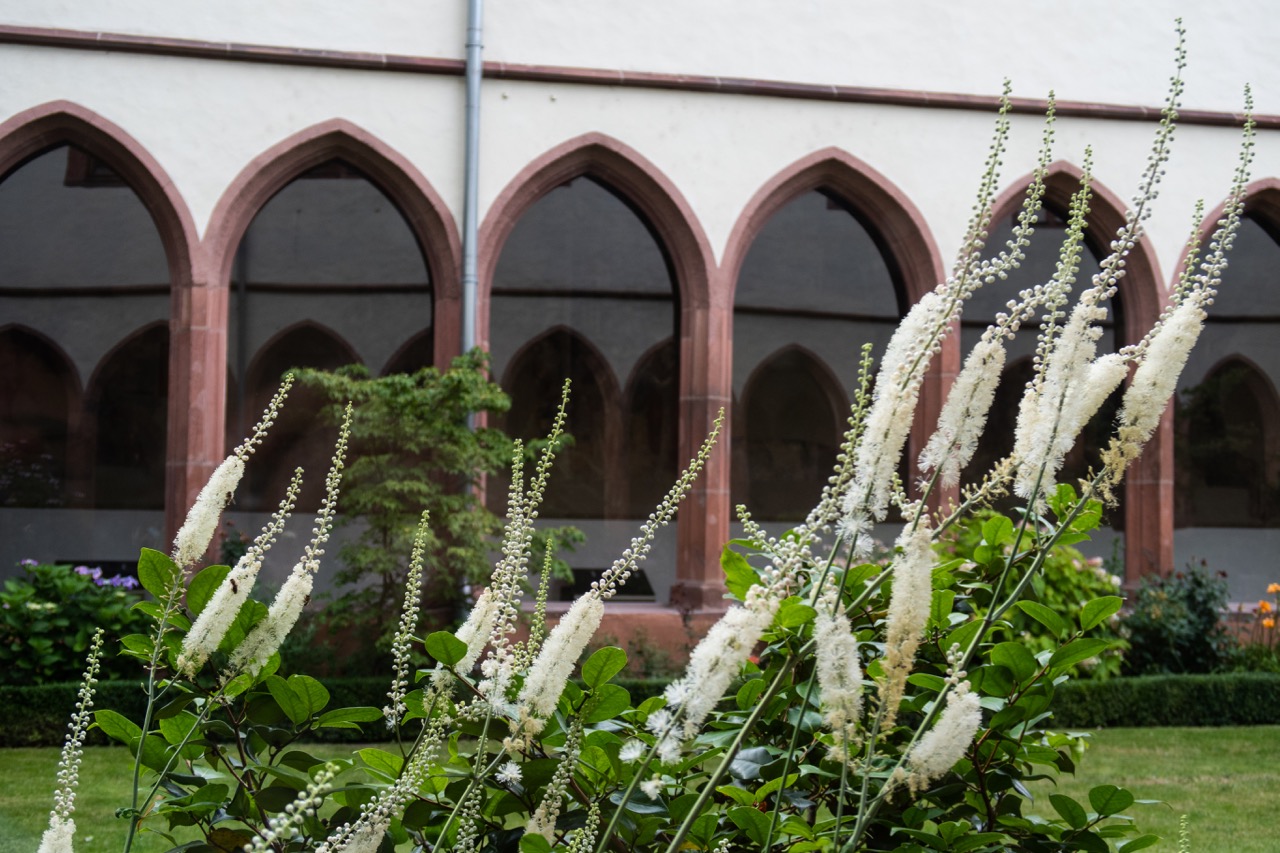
[732,188,899,521]
[736,348,845,521]
[489,175,676,521]
[962,181,1123,522]
[0,328,78,507]
[87,325,169,509]
[225,157,434,510]
[499,329,615,518]
[1178,358,1280,527]
[625,339,679,517]
[240,324,358,512]
[0,143,170,519]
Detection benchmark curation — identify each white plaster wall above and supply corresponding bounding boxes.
[2,7,1273,277]
[3,1,1276,113]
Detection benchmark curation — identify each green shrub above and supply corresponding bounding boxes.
[0,561,150,685]
[1052,672,1280,727]
[1121,562,1234,675]
[940,510,1127,678]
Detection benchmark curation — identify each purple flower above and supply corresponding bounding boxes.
[19,558,37,567]
[107,575,140,590]
[74,565,104,581]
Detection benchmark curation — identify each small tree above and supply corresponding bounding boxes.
[296,350,513,635]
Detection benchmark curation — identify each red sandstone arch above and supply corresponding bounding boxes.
[722,148,945,307]
[0,101,204,535]
[991,161,1168,582]
[205,120,463,366]
[480,134,722,607]
[724,148,949,508]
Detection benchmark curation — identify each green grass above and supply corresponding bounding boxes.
[1026,726,1280,853]
[3,729,1277,852]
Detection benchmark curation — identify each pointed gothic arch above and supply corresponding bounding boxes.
[0,325,81,508]
[987,161,1165,580]
[733,345,847,521]
[498,326,622,518]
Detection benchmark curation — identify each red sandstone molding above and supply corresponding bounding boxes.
[478,132,725,608]
[0,24,1271,129]
[989,162,1170,580]
[203,119,463,369]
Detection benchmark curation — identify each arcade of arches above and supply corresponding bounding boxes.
[3,122,1278,606]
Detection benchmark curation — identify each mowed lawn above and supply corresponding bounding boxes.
[2,728,1277,852]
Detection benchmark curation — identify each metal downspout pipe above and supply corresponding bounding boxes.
[461,0,484,354]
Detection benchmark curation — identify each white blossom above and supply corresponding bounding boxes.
[904,685,983,794]
[452,588,499,675]
[845,292,948,525]
[514,594,605,735]
[813,602,864,761]
[496,761,522,786]
[879,519,935,729]
[661,583,781,751]
[619,740,644,763]
[36,815,76,853]
[640,775,664,800]
[920,337,1006,487]
[1104,301,1205,480]
[171,455,244,568]
[178,470,300,677]
[228,567,313,677]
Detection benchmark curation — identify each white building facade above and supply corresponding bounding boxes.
[2,1,1279,607]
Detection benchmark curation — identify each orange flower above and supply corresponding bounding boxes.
[1260,600,1274,614]
[1268,582,1280,594]
[1264,617,1276,630]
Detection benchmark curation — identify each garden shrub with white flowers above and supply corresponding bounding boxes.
[38,25,1258,853]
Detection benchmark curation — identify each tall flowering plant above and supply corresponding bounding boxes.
[41,24,1255,853]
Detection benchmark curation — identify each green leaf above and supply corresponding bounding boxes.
[754,772,799,804]
[990,642,1038,683]
[265,675,311,726]
[1080,596,1124,632]
[716,785,755,807]
[1072,829,1112,853]
[1050,793,1087,829]
[287,674,330,716]
[582,646,628,689]
[948,619,985,655]
[520,835,553,853]
[775,599,816,629]
[94,709,142,745]
[158,711,200,747]
[185,565,230,616]
[982,515,1013,547]
[736,677,766,711]
[1089,784,1135,816]
[930,589,957,629]
[425,631,468,666]
[358,748,404,783]
[137,548,180,600]
[1016,600,1069,638]
[728,805,771,847]
[1049,483,1078,517]
[316,707,383,730]
[721,547,760,600]
[1049,638,1112,672]
[1119,835,1162,852]
[583,684,631,723]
